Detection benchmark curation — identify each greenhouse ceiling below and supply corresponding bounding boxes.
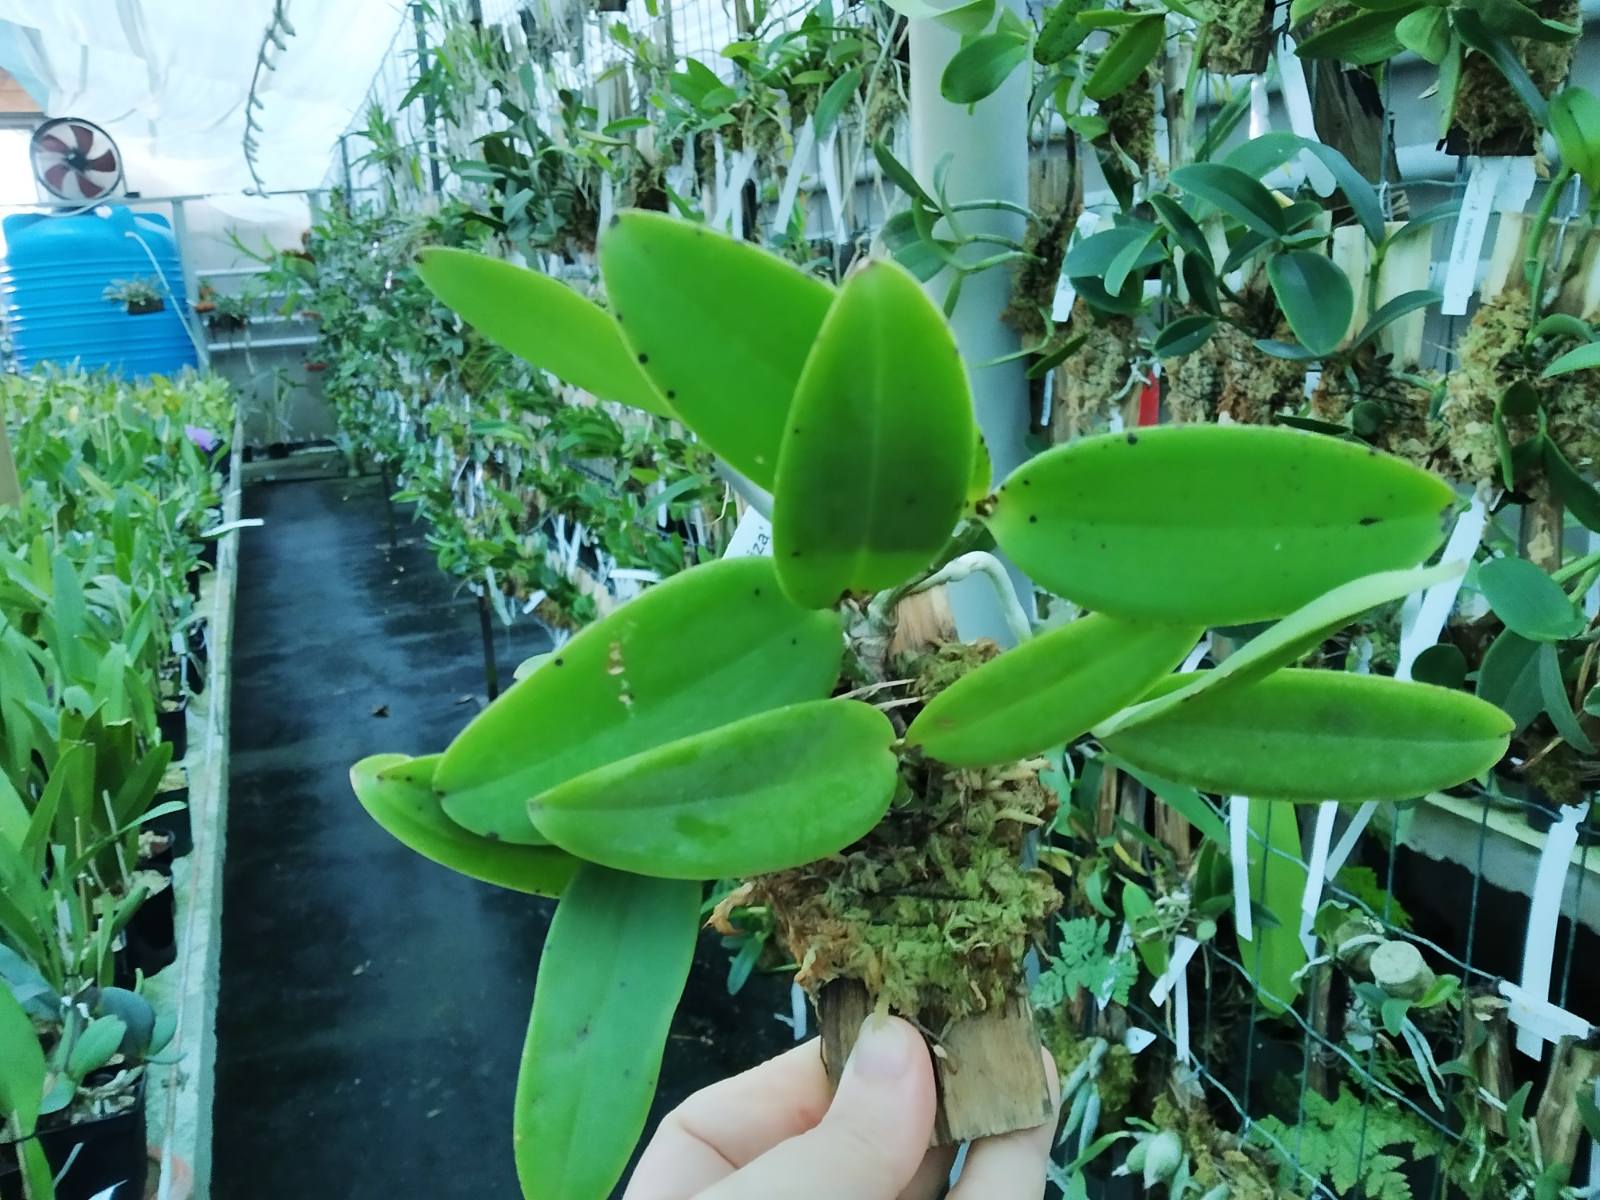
[0,0,409,199]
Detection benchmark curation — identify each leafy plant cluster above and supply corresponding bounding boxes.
[276,195,725,628]
[0,366,232,1197]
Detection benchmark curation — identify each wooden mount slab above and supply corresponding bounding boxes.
[818,979,1053,1146]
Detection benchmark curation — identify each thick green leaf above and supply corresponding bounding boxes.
[1098,560,1465,738]
[873,140,935,207]
[986,425,1455,625]
[936,0,1000,35]
[1149,193,1212,264]
[1293,8,1406,64]
[67,1016,126,1079]
[1396,7,1451,61]
[1084,17,1163,101]
[416,248,671,418]
[1104,755,1229,845]
[905,614,1200,765]
[515,865,699,1200]
[1549,86,1600,191]
[0,983,44,1136]
[1036,0,1091,62]
[1474,0,1578,42]
[1268,251,1355,357]
[599,211,836,488]
[1412,643,1468,688]
[815,66,862,136]
[1477,556,1584,642]
[435,558,843,843]
[1537,642,1594,752]
[1103,670,1512,801]
[352,754,577,896]
[1477,628,1542,732]
[1353,290,1441,348]
[1542,439,1600,533]
[1239,134,1386,245]
[1154,315,1218,358]
[532,700,896,878]
[1241,799,1308,1013]
[1065,224,1166,279]
[1543,341,1600,378]
[772,260,976,607]
[1170,163,1287,240]
[941,30,1031,103]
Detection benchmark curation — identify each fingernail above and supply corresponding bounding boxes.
[848,1015,917,1081]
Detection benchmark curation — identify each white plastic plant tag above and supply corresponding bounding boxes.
[1173,958,1192,1064]
[1150,934,1200,1007]
[1230,796,1253,942]
[1052,211,1101,322]
[818,127,846,243]
[1125,1026,1158,1054]
[1397,490,1487,680]
[1499,979,1592,1046]
[721,508,773,559]
[1591,1079,1600,1190]
[1323,800,1378,882]
[1180,633,1212,673]
[1442,158,1508,315]
[1514,801,1589,1058]
[1495,157,1536,214]
[1587,530,1600,618]
[1248,75,1270,139]
[714,145,759,236]
[1274,41,1336,196]
[773,116,817,235]
[1299,801,1339,957]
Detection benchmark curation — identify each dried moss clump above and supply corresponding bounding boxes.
[1036,1019,1140,1115]
[1165,319,1307,425]
[1100,66,1157,173]
[1450,0,1580,154]
[1310,368,1448,471]
[748,643,1061,1021]
[1439,290,1600,484]
[1202,0,1272,76]
[1006,205,1079,349]
[1050,300,1139,441]
[1152,1094,1289,1200]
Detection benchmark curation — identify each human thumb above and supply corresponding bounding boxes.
[702,1015,938,1199]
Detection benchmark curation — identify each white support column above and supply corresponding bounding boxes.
[909,3,1034,642]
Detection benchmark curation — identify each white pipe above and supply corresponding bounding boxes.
[909,1,1036,644]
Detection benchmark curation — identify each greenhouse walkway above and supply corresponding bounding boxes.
[212,474,795,1197]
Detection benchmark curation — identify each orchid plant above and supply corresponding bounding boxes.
[351,211,1512,1200]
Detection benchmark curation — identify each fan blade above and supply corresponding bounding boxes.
[85,151,117,172]
[79,175,105,199]
[35,132,70,155]
[72,123,93,154]
[42,162,69,191]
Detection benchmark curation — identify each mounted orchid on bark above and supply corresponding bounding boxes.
[350,211,1512,1200]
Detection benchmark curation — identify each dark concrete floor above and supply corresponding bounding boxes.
[214,476,795,1198]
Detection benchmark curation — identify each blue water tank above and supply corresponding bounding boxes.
[0,206,199,378]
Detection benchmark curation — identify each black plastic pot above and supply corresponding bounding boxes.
[126,298,164,316]
[185,625,209,695]
[147,793,193,860]
[0,1083,148,1200]
[157,701,188,762]
[125,885,177,976]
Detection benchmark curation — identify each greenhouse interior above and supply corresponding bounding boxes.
[1,0,1600,1198]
